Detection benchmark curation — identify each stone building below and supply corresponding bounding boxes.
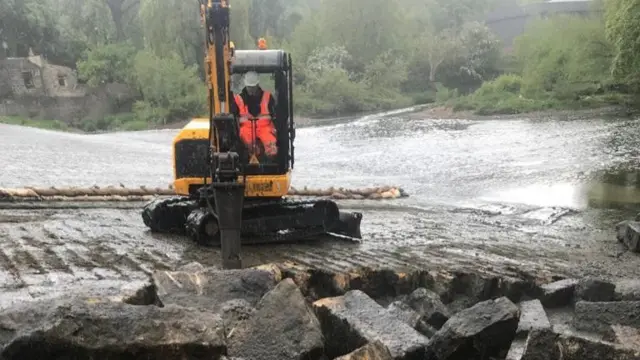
[0,55,86,98]
[0,54,133,124]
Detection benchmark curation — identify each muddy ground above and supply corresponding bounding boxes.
[1,107,640,309]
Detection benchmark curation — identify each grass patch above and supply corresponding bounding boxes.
[0,113,157,133]
[0,116,72,131]
[441,74,634,116]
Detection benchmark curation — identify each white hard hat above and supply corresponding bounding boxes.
[244,71,259,87]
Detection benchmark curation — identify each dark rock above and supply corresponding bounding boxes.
[220,298,256,336]
[618,221,640,252]
[334,341,393,360]
[614,279,640,301]
[313,289,429,360]
[517,328,640,360]
[152,266,277,311]
[388,301,422,328]
[539,279,578,308]
[574,301,640,333]
[425,297,519,360]
[616,220,632,242]
[0,299,226,360]
[604,325,640,350]
[575,277,615,302]
[516,299,550,335]
[405,288,450,329]
[387,301,437,338]
[228,278,324,360]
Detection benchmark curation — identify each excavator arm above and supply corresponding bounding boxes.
[199,0,245,269]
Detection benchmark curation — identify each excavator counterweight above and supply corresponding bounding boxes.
[141,0,363,269]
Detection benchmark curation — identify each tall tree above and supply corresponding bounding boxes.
[604,0,640,87]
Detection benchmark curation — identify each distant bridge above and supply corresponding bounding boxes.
[484,0,603,50]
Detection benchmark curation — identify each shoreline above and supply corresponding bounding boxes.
[407,104,638,121]
[2,104,637,135]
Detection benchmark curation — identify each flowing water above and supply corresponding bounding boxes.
[1,109,639,307]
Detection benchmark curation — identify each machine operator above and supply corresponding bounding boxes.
[231,71,278,158]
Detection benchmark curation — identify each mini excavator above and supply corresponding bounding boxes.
[141,0,363,269]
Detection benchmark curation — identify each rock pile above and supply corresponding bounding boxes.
[0,262,638,360]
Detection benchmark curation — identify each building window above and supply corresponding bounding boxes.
[22,71,34,89]
[58,75,67,87]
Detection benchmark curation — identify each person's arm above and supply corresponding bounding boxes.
[268,95,277,118]
[229,92,239,117]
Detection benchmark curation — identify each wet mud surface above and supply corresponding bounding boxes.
[1,109,640,307]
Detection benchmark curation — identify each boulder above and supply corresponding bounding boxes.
[228,278,324,360]
[514,328,640,360]
[23,278,158,307]
[404,288,450,329]
[614,279,640,301]
[516,300,550,335]
[152,266,277,311]
[506,299,550,360]
[617,221,640,252]
[616,220,631,242]
[387,301,422,328]
[335,341,393,360]
[574,301,640,333]
[0,299,226,360]
[425,297,519,360]
[219,298,256,335]
[604,325,640,350]
[387,301,437,338]
[539,279,578,308]
[313,290,429,360]
[575,277,615,302]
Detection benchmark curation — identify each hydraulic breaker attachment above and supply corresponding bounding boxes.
[210,113,246,269]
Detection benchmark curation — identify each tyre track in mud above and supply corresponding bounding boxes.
[0,199,629,309]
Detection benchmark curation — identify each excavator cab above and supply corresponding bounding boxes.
[230,49,295,174]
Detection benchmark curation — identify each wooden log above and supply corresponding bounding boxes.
[0,185,409,202]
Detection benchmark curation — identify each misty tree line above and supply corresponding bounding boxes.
[1,0,640,127]
[447,0,640,114]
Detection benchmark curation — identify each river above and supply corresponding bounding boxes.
[0,109,639,306]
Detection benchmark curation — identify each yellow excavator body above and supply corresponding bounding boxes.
[172,117,292,198]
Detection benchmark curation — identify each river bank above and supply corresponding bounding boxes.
[408,104,638,121]
[3,102,637,134]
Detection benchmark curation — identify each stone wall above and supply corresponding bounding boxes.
[0,95,111,126]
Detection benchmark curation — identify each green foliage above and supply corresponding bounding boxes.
[7,0,640,130]
[604,0,640,90]
[132,51,206,124]
[454,12,635,115]
[76,42,137,86]
[514,15,614,97]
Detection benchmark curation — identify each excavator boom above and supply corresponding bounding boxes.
[201,0,244,269]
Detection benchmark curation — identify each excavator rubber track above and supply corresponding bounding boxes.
[141,196,363,246]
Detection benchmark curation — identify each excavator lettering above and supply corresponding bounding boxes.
[141,0,363,269]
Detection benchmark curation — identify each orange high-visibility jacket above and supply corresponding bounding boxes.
[234,91,273,124]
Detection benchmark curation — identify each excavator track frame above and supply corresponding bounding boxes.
[142,196,363,245]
